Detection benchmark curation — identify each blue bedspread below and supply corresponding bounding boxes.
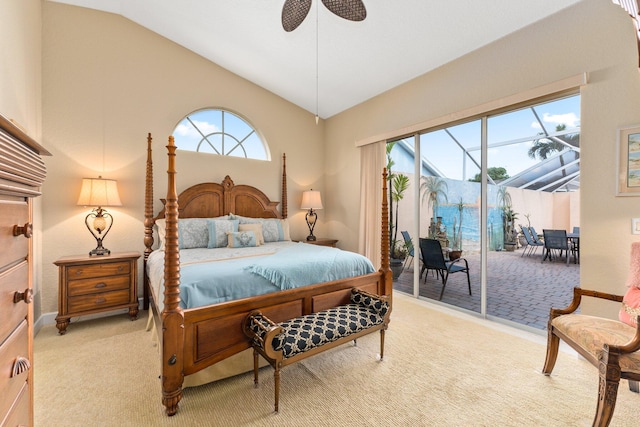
[147,242,375,310]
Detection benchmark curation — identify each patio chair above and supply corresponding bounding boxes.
[401,231,416,269]
[529,226,544,245]
[542,229,571,265]
[419,238,471,300]
[520,225,544,257]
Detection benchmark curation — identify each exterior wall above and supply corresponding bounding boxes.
[324,0,639,318]
[39,3,325,315]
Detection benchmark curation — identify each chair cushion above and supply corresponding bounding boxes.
[552,314,640,373]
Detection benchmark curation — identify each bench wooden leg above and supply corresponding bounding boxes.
[380,329,385,360]
[542,328,559,375]
[253,348,259,388]
[629,380,640,393]
[593,347,620,427]
[274,362,281,413]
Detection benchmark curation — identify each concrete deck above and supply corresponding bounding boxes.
[393,247,579,331]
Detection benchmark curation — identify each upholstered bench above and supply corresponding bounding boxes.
[243,288,390,412]
[542,287,640,426]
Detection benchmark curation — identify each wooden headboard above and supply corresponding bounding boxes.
[154,176,285,221]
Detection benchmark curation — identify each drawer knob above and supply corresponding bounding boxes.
[13,288,33,304]
[13,222,33,238]
[11,356,31,378]
[95,282,107,289]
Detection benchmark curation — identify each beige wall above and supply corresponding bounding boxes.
[38,3,325,316]
[5,0,640,321]
[0,0,44,317]
[324,0,640,318]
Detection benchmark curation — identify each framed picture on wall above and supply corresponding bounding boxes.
[617,125,640,196]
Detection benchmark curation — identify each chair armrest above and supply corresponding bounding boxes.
[550,287,624,319]
[607,316,640,354]
[447,257,469,270]
[243,310,284,360]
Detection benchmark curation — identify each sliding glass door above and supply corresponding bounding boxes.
[391,93,580,330]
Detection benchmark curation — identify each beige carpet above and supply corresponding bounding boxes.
[34,292,638,426]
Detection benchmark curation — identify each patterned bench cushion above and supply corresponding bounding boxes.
[248,290,388,359]
[552,313,640,373]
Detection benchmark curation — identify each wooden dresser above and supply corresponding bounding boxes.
[54,252,140,335]
[0,115,49,427]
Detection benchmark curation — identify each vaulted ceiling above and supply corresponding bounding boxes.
[49,0,582,119]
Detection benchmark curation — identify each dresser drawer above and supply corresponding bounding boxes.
[0,263,28,344]
[68,274,130,297]
[1,381,29,427]
[0,321,29,421]
[67,261,130,280]
[68,289,131,314]
[0,201,29,269]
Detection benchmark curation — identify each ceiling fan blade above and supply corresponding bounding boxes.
[282,0,312,32]
[321,0,367,22]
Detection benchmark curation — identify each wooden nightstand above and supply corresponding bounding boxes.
[298,238,339,248]
[54,252,141,334]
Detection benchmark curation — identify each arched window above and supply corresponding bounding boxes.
[172,108,269,160]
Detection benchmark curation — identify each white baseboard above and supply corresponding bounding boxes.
[34,298,145,336]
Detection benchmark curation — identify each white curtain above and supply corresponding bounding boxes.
[359,141,386,269]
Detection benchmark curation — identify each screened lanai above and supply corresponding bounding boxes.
[389,93,580,331]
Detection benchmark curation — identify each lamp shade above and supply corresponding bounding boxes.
[77,177,122,207]
[300,190,323,210]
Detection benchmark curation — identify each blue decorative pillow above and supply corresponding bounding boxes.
[227,231,257,248]
[207,219,239,248]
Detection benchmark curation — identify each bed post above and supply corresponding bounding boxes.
[381,168,392,297]
[143,133,154,310]
[281,153,287,219]
[162,136,184,416]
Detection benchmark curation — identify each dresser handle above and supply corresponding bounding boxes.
[95,282,107,288]
[13,288,33,304]
[13,223,33,238]
[11,356,30,378]
[95,297,106,304]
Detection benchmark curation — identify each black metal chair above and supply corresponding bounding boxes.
[520,226,544,257]
[419,238,471,300]
[401,231,415,269]
[542,229,570,265]
[529,226,544,245]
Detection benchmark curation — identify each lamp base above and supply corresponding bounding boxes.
[306,235,317,241]
[89,247,111,256]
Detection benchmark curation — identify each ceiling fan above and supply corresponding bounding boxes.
[281,0,367,32]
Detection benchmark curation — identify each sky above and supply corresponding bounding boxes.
[417,94,580,181]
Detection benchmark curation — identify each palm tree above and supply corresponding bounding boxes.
[391,173,410,254]
[528,124,579,160]
[420,176,448,221]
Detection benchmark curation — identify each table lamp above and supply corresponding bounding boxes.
[77,176,122,256]
[300,189,323,241]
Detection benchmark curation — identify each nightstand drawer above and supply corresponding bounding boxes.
[0,320,29,420]
[67,261,130,280]
[68,274,130,297]
[0,262,28,343]
[68,289,131,313]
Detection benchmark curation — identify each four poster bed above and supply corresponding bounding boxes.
[143,134,392,416]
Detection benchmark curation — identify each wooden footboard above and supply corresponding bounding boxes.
[143,134,392,416]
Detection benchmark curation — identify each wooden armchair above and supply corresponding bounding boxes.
[542,287,640,426]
